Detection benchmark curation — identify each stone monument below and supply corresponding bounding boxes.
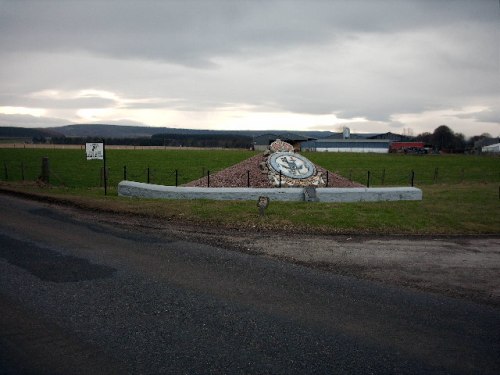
[264,139,325,187]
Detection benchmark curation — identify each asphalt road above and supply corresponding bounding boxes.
[0,194,499,374]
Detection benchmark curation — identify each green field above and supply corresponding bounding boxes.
[0,148,257,188]
[304,152,500,186]
[1,148,498,187]
[0,148,499,234]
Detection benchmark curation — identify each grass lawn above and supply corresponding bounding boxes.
[1,181,498,235]
[0,148,257,187]
[304,152,499,186]
[0,148,499,235]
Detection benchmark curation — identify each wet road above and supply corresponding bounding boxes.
[1,194,499,374]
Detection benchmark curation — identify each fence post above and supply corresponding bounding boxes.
[279,171,282,188]
[326,171,329,187]
[41,157,50,184]
[367,170,371,187]
[123,165,127,180]
[207,170,210,187]
[147,167,150,183]
[100,167,109,187]
[247,170,250,187]
[411,170,415,187]
[175,169,178,187]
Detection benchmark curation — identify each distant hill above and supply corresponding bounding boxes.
[49,124,334,139]
[52,124,167,138]
[0,126,63,139]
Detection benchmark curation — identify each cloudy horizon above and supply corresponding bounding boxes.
[1,0,499,137]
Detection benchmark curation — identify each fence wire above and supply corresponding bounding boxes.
[1,158,499,189]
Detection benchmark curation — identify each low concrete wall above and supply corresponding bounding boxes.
[316,187,422,202]
[118,181,303,201]
[118,181,422,202]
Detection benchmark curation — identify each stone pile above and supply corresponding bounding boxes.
[183,151,363,188]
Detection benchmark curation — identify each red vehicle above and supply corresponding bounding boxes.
[390,142,426,153]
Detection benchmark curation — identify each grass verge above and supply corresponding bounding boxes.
[1,182,498,235]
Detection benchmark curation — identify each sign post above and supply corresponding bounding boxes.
[103,140,107,195]
[86,141,107,195]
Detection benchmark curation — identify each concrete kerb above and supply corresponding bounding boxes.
[118,181,422,202]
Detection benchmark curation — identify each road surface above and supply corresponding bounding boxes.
[0,194,499,374]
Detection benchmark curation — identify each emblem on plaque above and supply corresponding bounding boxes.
[268,152,316,179]
[265,140,324,187]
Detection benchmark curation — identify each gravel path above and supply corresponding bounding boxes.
[183,154,363,188]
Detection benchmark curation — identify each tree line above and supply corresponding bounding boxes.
[415,125,497,153]
[48,133,253,149]
[32,125,498,153]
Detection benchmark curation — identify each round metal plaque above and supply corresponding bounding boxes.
[268,152,316,179]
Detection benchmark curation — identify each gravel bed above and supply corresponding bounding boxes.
[183,154,363,188]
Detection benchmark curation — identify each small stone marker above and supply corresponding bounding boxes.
[304,186,319,202]
[257,196,270,216]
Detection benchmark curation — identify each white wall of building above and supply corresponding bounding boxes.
[316,147,389,153]
[482,143,500,153]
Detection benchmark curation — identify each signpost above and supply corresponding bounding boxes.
[86,141,107,195]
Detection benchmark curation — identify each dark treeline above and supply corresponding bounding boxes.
[50,133,253,148]
[151,133,252,148]
[415,125,498,153]
[415,125,466,152]
[0,126,61,139]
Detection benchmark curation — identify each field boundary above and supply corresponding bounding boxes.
[0,143,242,151]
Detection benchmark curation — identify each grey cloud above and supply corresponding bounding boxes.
[475,109,500,124]
[87,119,146,126]
[0,0,498,136]
[0,114,148,128]
[121,99,188,110]
[0,113,71,127]
[58,97,117,109]
[459,108,500,124]
[1,0,497,67]
[0,95,117,109]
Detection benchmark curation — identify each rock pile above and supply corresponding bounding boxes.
[183,152,363,188]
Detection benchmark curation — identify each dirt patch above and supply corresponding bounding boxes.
[208,232,500,306]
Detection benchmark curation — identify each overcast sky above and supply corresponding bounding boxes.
[1,0,498,137]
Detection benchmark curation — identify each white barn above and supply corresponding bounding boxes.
[307,139,390,153]
[482,143,500,153]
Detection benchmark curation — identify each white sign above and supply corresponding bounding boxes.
[86,142,104,160]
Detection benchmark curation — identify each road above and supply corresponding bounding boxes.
[0,194,499,374]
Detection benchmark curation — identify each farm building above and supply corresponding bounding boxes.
[368,132,413,142]
[482,143,500,153]
[303,138,391,153]
[253,133,316,151]
[254,128,415,153]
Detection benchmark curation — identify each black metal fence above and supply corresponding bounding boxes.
[1,158,499,189]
